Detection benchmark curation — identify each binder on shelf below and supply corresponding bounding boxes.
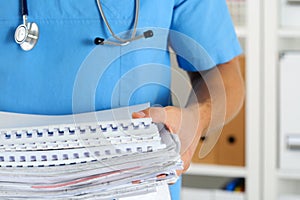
[279,52,300,171]
[0,104,182,199]
[192,55,245,167]
[280,0,300,27]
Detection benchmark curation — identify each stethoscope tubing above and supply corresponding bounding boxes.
[21,0,28,16]
[15,0,152,50]
[96,0,149,46]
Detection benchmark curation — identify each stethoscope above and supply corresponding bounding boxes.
[14,0,153,51]
[14,0,39,51]
[94,0,153,46]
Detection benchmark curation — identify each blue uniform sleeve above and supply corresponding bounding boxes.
[170,0,242,71]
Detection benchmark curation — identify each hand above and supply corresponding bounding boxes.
[132,106,205,176]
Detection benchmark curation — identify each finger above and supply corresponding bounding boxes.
[133,107,167,124]
[176,162,190,177]
[132,111,146,118]
[176,169,183,177]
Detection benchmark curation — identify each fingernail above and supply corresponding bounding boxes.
[136,111,146,117]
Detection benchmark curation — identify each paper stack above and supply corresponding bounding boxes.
[0,104,182,199]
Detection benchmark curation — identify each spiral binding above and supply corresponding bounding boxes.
[0,118,166,167]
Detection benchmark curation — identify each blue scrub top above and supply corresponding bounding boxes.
[0,0,242,199]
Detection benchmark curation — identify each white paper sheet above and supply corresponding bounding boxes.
[0,104,182,199]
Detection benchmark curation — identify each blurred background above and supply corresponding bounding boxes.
[170,0,300,199]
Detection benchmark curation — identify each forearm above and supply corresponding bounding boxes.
[132,57,245,173]
[186,56,245,138]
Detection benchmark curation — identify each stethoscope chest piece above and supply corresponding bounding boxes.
[15,0,39,51]
[15,17,39,51]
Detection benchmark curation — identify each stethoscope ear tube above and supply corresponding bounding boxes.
[15,0,39,51]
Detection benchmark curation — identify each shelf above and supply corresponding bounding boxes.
[278,170,300,180]
[185,163,247,178]
[279,28,300,38]
[182,188,246,200]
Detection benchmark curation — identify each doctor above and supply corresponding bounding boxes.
[0,0,244,199]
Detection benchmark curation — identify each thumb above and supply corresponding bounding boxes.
[132,107,167,124]
[132,111,146,118]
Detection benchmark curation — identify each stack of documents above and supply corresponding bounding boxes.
[0,104,182,199]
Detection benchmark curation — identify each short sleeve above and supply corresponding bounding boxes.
[169,0,242,71]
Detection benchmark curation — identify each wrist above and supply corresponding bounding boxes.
[186,101,211,137]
